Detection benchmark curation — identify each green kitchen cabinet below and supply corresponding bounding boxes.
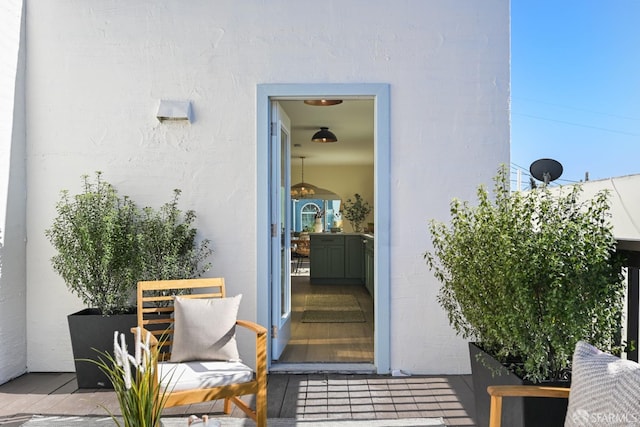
[345,235,364,279]
[309,233,371,285]
[310,234,345,281]
[364,236,374,297]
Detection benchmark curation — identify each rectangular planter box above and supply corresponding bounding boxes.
[68,308,137,389]
[469,342,568,427]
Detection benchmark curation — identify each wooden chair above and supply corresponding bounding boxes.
[486,385,570,427]
[292,239,310,273]
[135,278,267,427]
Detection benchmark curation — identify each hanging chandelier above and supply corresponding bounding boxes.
[290,157,340,200]
[291,157,319,199]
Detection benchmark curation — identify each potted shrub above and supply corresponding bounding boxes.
[46,173,212,388]
[137,188,212,302]
[342,193,372,233]
[425,166,626,427]
[47,172,140,388]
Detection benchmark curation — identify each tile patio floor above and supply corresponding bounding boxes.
[0,373,477,426]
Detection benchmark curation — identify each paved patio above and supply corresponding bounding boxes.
[0,373,476,426]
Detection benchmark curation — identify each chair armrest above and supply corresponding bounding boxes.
[487,385,570,398]
[487,385,570,427]
[236,319,268,336]
[235,319,267,389]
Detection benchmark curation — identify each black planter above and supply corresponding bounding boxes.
[67,308,137,389]
[469,342,569,427]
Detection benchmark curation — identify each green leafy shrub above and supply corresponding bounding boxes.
[46,173,139,315]
[342,193,372,232]
[425,166,625,382]
[47,173,212,315]
[137,190,212,304]
[137,189,212,281]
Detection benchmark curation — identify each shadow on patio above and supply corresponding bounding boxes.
[0,373,477,426]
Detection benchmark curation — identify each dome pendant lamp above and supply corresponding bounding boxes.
[311,127,338,143]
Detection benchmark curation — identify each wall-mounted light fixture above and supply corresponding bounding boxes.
[156,100,193,123]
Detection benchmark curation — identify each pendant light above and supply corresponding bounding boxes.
[291,157,318,199]
[311,127,338,143]
[290,157,340,200]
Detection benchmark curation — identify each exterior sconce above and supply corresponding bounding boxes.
[156,100,193,123]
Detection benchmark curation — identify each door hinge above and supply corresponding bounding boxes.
[271,223,277,237]
[270,122,277,136]
[271,325,278,338]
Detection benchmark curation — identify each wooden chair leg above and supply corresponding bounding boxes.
[256,385,267,427]
[489,395,503,427]
[223,397,232,415]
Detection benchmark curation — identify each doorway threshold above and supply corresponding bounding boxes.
[269,362,376,374]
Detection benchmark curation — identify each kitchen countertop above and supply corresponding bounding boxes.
[307,232,374,238]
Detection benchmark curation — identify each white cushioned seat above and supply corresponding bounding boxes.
[158,361,254,392]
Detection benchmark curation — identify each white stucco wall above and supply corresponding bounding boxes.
[0,0,27,384]
[24,1,509,373]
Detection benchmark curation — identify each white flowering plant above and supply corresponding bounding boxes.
[86,328,171,427]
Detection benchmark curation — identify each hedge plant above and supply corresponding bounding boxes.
[425,166,625,382]
[136,189,212,304]
[47,173,139,314]
[47,173,212,315]
[137,189,211,282]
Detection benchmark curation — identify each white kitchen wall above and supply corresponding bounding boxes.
[292,164,375,232]
[23,0,509,373]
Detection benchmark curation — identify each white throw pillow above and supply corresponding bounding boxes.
[169,294,242,363]
[564,341,640,427]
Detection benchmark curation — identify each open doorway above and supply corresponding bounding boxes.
[256,83,390,374]
[277,99,374,364]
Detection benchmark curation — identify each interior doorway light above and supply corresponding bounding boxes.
[311,127,338,143]
[304,99,343,106]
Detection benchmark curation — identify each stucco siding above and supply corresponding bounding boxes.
[23,1,509,373]
[0,0,27,384]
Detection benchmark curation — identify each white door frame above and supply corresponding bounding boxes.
[256,83,391,373]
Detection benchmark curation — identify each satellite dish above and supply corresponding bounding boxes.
[529,158,563,185]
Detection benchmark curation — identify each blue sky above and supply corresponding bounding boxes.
[511,1,640,188]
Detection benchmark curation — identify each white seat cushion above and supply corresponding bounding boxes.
[158,360,254,392]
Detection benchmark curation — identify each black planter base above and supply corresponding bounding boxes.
[469,343,568,427]
[67,308,137,389]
